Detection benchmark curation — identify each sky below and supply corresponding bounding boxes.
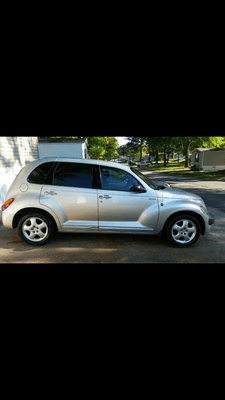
[115,137,128,147]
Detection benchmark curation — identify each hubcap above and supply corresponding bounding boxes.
[22,217,48,242]
[171,219,197,244]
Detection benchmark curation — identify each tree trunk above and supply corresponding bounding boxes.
[178,153,179,162]
[185,138,190,167]
[164,148,167,167]
[156,151,158,164]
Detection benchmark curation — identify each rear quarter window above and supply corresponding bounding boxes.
[27,162,56,184]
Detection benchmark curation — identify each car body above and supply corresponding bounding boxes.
[137,161,151,167]
[1,157,215,247]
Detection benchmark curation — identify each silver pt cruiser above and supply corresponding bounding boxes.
[1,158,215,247]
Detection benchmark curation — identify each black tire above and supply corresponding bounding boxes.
[18,213,56,246]
[166,214,201,247]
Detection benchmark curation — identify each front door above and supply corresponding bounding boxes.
[98,166,158,232]
[39,161,98,230]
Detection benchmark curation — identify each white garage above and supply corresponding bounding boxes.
[0,136,39,222]
[38,138,89,159]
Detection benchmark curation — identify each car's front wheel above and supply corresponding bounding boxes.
[166,214,201,247]
[18,213,55,246]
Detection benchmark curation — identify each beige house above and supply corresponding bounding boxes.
[191,148,225,171]
[0,137,39,221]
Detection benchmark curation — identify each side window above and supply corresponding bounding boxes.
[27,162,55,184]
[100,166,140,191]
[53,162,93,188]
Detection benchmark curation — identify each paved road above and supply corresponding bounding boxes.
[0,172,224,263]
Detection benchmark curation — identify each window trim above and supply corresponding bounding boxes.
[93,165,101,189]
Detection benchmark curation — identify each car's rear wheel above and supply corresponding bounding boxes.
[18,213,55,246]
[166,214,201,247]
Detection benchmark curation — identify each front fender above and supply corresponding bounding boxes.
[154,199,204,235]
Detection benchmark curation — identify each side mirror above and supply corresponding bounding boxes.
[130,185,146,193]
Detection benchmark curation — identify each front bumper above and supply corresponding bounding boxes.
[207,212,215,225]
[202,210,215,236]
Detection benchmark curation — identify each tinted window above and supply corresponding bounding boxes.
[100,166,140,191]
[27,162,55,184]
[53,162,93,188]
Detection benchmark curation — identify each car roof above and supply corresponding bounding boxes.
[28,157,132,172]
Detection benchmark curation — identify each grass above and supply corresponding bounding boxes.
[169,170,225,179]
[135,159,225,179]
[136,159,186,171]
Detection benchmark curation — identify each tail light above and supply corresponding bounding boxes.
[1,198,14,211]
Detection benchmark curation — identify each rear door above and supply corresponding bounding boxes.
[97,166,158,232]
[39,161,98,230]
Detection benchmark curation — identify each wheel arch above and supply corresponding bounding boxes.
[161,210,205,238]
[13,207,59,232]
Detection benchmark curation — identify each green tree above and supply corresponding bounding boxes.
[144,137,174,166]
[126,136,147,162]
[87,136,108,159]
[201,136,225,148]
[126,137,140,161]
[104,137,119,160]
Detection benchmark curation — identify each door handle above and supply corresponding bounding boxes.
[99,195,112,199]
[44,191,57,195]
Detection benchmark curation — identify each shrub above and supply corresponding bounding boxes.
[191,165,203,171]
[129,161,137,166]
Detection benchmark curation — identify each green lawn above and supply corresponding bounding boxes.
[169,170,225,179]
[138,159,186,171]
[136,159,225,179]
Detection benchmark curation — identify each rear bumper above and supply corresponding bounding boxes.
[2,211,14,229]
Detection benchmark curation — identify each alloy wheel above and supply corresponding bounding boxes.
[22,217,48,242]
[171,219,197,244]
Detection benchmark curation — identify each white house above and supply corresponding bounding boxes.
[38,138,89,159]
[0,136,39,222]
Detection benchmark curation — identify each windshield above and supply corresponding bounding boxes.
[130,167,161,190]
